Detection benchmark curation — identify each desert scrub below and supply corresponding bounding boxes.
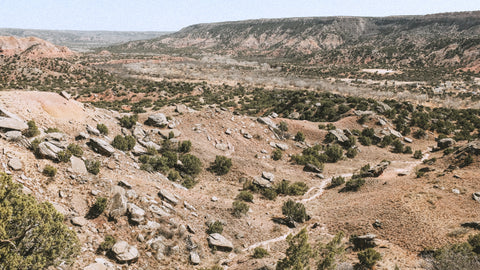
[119,114,138,129]
[24,120,40,137]
[236,190,253,202]
[357,248,382,269]
[282,199,308,223]
[43,165,57,177]
[99,235,116,251]
[85,159,101,175]
[328,176,345,189]
[232,200,249,217]
[87,197,108,219]
[111,135,136,151]
[272,149,282,160]
[344,177,365,192]
[96,123,109,135]
[206,221,223,234]
[178,140,192,153]
[209,155,232,175]
[67,143,83,157]
[252,247,269,258]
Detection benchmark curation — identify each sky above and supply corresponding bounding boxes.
[1,0,479,32]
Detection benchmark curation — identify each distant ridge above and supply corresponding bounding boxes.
[108,11,480,68]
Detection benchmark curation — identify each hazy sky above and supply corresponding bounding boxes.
[1,0,479,31]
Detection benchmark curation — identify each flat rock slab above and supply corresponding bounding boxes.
[0,117,28,131]
[71,216,88,227]
[158,189,179,205]
[208,233,233,252]
[159,129,181,139]
[70,156,87,174]
[112,241,139,263]
[89,138,115,156]
[8,157,22,171]
[146,113,167,127]
[38,141,62,160]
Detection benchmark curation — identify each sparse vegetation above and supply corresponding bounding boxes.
[357,248,382,269]
[111,135,136,151]
[42,165,57,177]
[97,123,109,135]
[282,199,308,223]
[232,200,249,217]
[24,120,40,137]
[236,190,253,202]
[253,247,269,258]
[272,149,282,160]
[87,197,108,219]
[209,155,232,175]
[276,228,312,270]
[85,159,101,175]
[206,221,223,234]
[119,114,138,129]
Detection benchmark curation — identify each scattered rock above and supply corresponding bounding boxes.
[257,117,277,129]
[190,251,201,265]
[127,203,145,224]
[215,143,228,151]
[288,112,300,119]
[146,113,168,127]
[208,233,233,252]
[8,157,22,171]
[89,138,115,156]
[329,129,348,143]
[159,129,181,139]
[473,192,480,203]
[112,241,139,263]
[76,132,90,140]
[149,205,170,217]
[132,144,148,156]
[83,263,107,270]
[118,180,132,189]
[362,161,389,177]
[304,163,322,173]
[132,126,146,140]
[109,187,127,219]
[225,128,232,135]
[158,189,179,205]
[71,216,88,227]
[70,156,87,174]
[404,137,413,143]
[37,141,62,160]
[388,127,403,138]
[452,188,461,194]
[262,171,274,182]
[211,196,218,202]
[253,176,272,188]
[138,140,161,151]
[275,143,289,151]
[86,124,101,136]
[60,91,71,100]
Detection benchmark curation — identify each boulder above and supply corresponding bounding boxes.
[253,176,272,188]
[215,143,228,151]
[225,128,232,135]
[76,132,90,140]
[458,140,480,156]
[111,241,139,263]
[388,127,403,138]
[132,144,148,156]
[190,251,201,265]
[352,234,377,249]
[275,143,289,151]
[304,163,322,173]
[89,138,115,156]
[83,263,107,270]
[38,141,62,160]
[159,129,181,139]
[149,205,170,217]
[404,137,413,143]
[262,172,274,182]
[127,203,145,224]
[158,189,179,205]
[288,112,300,119]
[362,162,389,177]
[329,129,348,143]
[70,156,87,174]
[132,126,146,140]
[208,233,233,252]
[138,140,161,151]
[473,192,480,203]
[175,104,189,114]
[0,117,28,131]
[8,157,22,171]
[86,124,100,136]
[71,216,88,227]
[146,113,168,127]
[109,187,127,219]
[257,117,277,129]
[438,138,455,149]
[4,131,22,141]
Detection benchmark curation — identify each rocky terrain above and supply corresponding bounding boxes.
[0,36,74,58]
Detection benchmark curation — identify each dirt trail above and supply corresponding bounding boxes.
[239,148,432,254]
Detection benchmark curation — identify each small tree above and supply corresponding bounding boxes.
[282,199,308,223]
[236,190,253,202]
[178,140,192,153]
[111,135,136,151]
[232,200,249,217]
[99,235,116,252]
[413,150,423,159]
[206,221,223,234]
[24,120,40,137]
[97,123,109,135]
[43,165,57,177]
[276,228,312,270]
[357,248,382,269]
[325,144,343,163]
[329,176,345,189]
[278,121,288,132]
[85,159,101,175]
[86,197,108,219]
[295,131,305,142]
[210,155,232,175]
[272,149,282,160]
[253,247,269,258]
[180,154,202,176]
[119,114,138,129]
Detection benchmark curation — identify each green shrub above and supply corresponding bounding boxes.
[45,127,61,133]
[0,173,79,269]
[232,200,249,217]
[57,150,72,163]
[276,228,312,270]
[85,159,101,175]
[346,147,358,158]
[272,149,282,160]
[236,190,253,202]
[326,123,336,130]
[24,120,40,137]
[206,221,224,234]
[67,143,83,157]
[278,121,288,132]
[168,170,180,181]
[262,188,278,200]
[294,131,305,142]
[282,199,308,223]
[404,146,413,154]
[43,165,57,177]
[461,154,474,168]
[413,150,423,159]
[357,248,382,269]
[359,136,372,146]
[392,140,404,153]
[119,114,138,129]
[329,176,345,188]
[210,155,232,175]
[344,177,365,191]
[96,123,108,135]
[111,135,136,151]
[87,197,108,219]
[325,144,343,163]
[178,140,192,153]
[180,154,202,176]
[253,247,269,258]
[99,235,116,251]
[276,180,309,196]
[181,175,197,189]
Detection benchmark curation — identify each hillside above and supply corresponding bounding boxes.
[0,36,74,58]
[109,11,480,69]
[0,28,169,52]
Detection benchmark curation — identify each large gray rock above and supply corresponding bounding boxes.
[38,141,62,160]
[83,263,107,270]
[190,251,201,265]
[329,129,349,143]
[132,144,148,156]
[158,189,179,205]
[70,156,87,174]
[352,234,377,249]
[159,129,181,139]
[132,126,146,140]
[262,172,274,182]
[458,140,480,156]
[388,127,403,138]
[438,138,456,149]
[362,162,389,177]
[257,117,277,129]
[109,187,127,219]
[0,117,28,131]
[138,140,161,151]
[146,113,168,127]
[4,131,22,141]
[89,138,115,156]
[71,216,88,227]
[86,124,101,136]
[208,233,233,252]
[8,157,22,171]
[253,176,272,188]
[127,203,145,223]
[149,204,171,217]
[112,241,139,263]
